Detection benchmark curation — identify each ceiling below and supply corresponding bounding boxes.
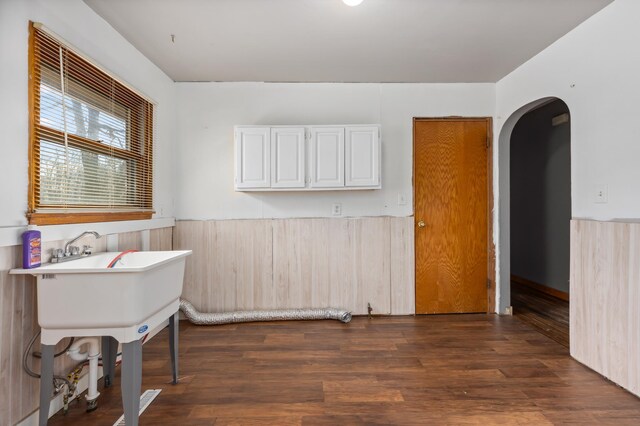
[84,0,613,83]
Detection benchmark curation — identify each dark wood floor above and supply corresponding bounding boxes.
[49,315,640,425]
[511,282,570,348]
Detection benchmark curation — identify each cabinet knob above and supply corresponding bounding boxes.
[417,220,426,228]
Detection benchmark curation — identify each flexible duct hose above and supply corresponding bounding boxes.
[179,299,352,325]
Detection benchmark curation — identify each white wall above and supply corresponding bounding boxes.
[175,82,495,220]
[0,0,177,229]
[496,0,639,221]
[494,0,640,312]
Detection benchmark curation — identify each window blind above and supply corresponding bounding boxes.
[29,23,154,223]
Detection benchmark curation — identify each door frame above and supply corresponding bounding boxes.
[412,117,496,314]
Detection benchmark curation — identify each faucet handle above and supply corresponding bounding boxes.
[53,248,64,259]
[69,246,80,256]
[82,245,93,255]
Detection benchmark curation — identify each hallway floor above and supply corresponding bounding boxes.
[49,315,639,425]
[511,281,570,348]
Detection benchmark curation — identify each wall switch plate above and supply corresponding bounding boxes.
[594,184,608,203]
[332,203,342,216]
[397,193,407,206]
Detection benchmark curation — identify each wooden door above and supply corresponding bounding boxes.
[345,126,380,187]
[414,119,488,314]
[271,127,306,188]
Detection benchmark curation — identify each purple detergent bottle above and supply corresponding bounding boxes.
[22,226,42,269]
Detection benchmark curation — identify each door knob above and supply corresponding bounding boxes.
[417,220,426,228]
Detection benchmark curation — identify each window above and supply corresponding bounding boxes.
[28,23,154,225]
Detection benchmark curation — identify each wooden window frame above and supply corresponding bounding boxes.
[28,22,154,225]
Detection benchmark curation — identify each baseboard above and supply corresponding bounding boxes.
[17,319,169,426]
[511,275,569,302]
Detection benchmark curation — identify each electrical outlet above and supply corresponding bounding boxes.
[332,203,342,216]
[397,193,407,206]
[594,184,608,203]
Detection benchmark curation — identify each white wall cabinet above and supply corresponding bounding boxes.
[309,127,345,188]
[235,125,381,191]
[345,126,380,187]
[235,127,270,189]
[271,127,306,188]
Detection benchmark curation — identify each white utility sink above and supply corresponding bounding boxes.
[11,250,191,345]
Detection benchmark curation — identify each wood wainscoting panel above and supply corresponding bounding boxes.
[174,221,208,310]
[176,217,412,316]
[629,223,640,395]
[226,219,274,311]
[174,220,273,312]
[149,227,173,251]
[570,219,640,397]
[0,245,37,424]
[273,219,330,310]
[352,217,391,315]
[117,231,143,251]
[391,217,415,315]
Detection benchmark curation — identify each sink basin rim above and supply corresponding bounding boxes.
[10,250,192,275]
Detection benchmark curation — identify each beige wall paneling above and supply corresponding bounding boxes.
[606,223,629,388]
[390,216,415,315]
[628,223,640,395]
[273,219,322,310]
[270,218,392,315]
[271,217,394,314]
[221,219,273,311]
[149,227,173,251]
[178,217,404,316]
[352,217,391,315]
[326,218,354,312]
[174,220,273,312]
[174,221,209,311]
[307,219,331,309]
[0,245,35,424]
[570,219,640,397]
[569,220,587,365]
[117,231,143,251]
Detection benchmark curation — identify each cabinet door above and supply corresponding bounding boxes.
[345,126,380,187]
[235,127,270,189]
[309,127,345,188]
[271,127,306,188]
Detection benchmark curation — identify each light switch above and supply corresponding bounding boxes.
[397,193,407,206]
[594,184,608,203]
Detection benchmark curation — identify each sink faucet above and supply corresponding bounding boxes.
[51,231,103,263]
[64,231,102,255]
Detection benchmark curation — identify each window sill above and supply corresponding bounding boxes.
[27,211,154,226]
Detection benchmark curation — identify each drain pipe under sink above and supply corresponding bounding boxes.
[67,337,101,411]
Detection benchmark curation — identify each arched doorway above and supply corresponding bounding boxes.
[498,97,571,346]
